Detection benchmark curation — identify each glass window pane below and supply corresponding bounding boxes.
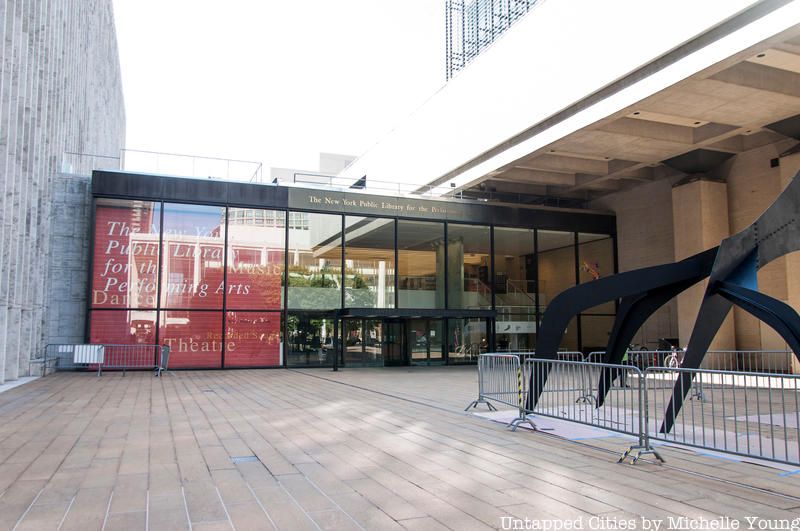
[225,311,282,367]
[161,203,225,309]
[398,221,444,309]
[92,199,160,308]
[159,311,222,368]
[286,314,335,366]
[288,213,342,310]
[495,313,537,353]
[578,233,615,315]
[448,318,487,363]
[345,216,395,308]
[494,227,536,311]
[538,230,575,315]
[89,310,157,344]
[227,208,285,309]
[447,224,491,309]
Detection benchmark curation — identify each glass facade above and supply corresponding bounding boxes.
[494,227,536,352]
[288,213,341,310]
[345,216,395,308]
[397,220,444,309]
[447,223,491,310]
[88,196,615,367]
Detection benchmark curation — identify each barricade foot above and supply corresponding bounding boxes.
[575,394,596,405]
[465,398,497,412]
[508,416,537,432]
[618,445,665,465]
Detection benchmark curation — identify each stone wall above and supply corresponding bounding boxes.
[0,0,125,382]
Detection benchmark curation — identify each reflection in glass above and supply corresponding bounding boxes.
[92,199,161,309]
[345,217,395,308]
[286,314,335,366]
[447,224,491,309]
[90,310,158,344]
[397,221,444,308]
[288,213,342,310]
[161,203,226,309]
[225,311,282,367]
[495,313,537,353]
[494,227,536,320]
[447,318,488,363]
[159,311,223,368]
[408,318,443,365]
[227,209,285,309]
[342,319,383,367]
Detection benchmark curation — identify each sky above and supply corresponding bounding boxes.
[111,0,445,175]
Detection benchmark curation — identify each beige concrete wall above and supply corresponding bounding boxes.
[672,179,734,353]
[595,142,800,366]
[591,179,677,348]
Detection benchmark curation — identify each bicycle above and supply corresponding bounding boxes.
[664,347,682,368]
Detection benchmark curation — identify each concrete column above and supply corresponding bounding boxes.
[672,179,735,361]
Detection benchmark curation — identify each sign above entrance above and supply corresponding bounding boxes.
[289,188,467,221]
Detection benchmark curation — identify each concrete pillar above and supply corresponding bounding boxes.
[672,179,736,365]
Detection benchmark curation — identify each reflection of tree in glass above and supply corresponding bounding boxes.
[288,315,328,352]
[344,273,375,306]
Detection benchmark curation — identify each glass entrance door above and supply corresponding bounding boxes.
[408,318,444,365]
[342,318,384,367]
[383,320,406,366]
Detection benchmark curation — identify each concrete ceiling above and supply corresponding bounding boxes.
[465,32,800,207]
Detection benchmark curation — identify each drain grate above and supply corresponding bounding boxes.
[230,455,259,464]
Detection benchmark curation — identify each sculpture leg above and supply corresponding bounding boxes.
[660,294,732,433]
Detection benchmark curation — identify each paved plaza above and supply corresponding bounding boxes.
[1,367,799,530]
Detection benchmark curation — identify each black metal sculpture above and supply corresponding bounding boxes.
[528,171,800,435]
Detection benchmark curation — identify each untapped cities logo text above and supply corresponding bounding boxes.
[499,515,800,531]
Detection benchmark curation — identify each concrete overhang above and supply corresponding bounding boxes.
[340,0,800,205]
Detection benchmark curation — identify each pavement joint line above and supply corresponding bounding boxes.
[303,474,367,530]
[11,487,43,531]
[56,495,76,531]
[100,490,114,531]
[276,475,323,531]
[244,480,278,530]
[181,486,193,531]
[214,485,236,530]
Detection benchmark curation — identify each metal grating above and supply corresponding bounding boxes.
[445,0,538,80]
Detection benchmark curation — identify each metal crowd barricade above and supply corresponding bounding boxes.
[38,343,168,376]
[466,354,519,411]
[464,354,537,430]
[467,352,800,467]
[644,366,800,466]
[101,344,164,376]
[522,358,661,463]
[40,344,105,375]
[704,350,795,373]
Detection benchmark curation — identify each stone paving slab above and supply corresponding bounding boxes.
[0,368,798,530]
